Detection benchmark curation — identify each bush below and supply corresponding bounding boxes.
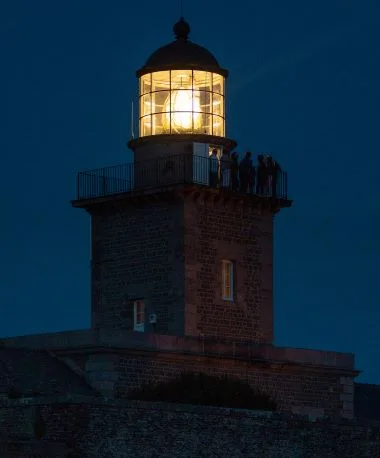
[127,371,277,411]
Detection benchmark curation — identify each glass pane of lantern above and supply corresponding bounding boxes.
[152,113,164,135]
[193,71,212,92]
[199,90,211,115]
[212,73,224,95]
[152,90,169,115]
[169,70,195,133]
[200,112,211,135]
[212,115,224,137]
[151,71,170,92]
[140,114,152,136]
[171,69,193,90]
[212,93,223,117]
[166,111,195,134]
[140,93,152,116]
[140,74,152,95]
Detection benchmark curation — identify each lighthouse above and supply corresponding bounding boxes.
[73,18,291,343]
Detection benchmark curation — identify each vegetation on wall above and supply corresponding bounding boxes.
[127,371,277,411]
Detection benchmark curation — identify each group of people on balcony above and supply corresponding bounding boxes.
[209,149,282,198]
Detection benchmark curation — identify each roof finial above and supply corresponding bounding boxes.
[173,17,190,41]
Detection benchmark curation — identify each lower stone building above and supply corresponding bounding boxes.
[0,330,359,420]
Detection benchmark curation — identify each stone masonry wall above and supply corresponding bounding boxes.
[184,196,274,343]
[0,397,379,457]
[1,330,357,419]
[114,351,344,419]
[90,189,277,344]
[91,197,185,334]
[73,348,351,419]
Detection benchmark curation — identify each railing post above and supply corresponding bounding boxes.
[77,173,81,200]
[101,169,106,196]
[286,171,288,199]
[129,162,132,192]
[284,171,287,199]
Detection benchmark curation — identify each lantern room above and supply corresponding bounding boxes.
[130,18,236,153]
[135,18,228,140]
[128,17,236,178]
[138,70,225,137]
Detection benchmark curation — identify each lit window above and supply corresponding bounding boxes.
[222,260,234,301]
[133,300,145,332]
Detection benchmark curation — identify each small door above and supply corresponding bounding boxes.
[193,142,209,185]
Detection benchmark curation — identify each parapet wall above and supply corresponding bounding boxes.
[0,397,379,457]
[0,329,356,370]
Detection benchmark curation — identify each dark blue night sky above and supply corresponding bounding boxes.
[1,0,379,383]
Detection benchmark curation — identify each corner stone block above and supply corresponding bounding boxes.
[339,393,353,403]
[343,384,354,394]
[340,376,353,386]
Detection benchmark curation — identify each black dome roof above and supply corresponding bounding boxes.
[137,18,228,77]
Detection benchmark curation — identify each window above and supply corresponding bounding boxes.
[222,260,234,301]
[133,300,145,332]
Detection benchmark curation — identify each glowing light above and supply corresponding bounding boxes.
[163,88,202,132]
[139,70,226,136]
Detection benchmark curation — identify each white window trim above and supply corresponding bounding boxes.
[133,300,145,332]
[222,260,234,301]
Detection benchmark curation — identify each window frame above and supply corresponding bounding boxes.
[222,260,234,301]
[133,300,145,332]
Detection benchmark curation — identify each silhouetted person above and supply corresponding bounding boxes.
[220,150,231,188]
[239,151,254,193]
[209,149,219,187]
[231,152,239,191]
[266,155,282,198]
[256,154,267,195]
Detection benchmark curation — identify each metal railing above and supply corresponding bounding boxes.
[76,154,288,201]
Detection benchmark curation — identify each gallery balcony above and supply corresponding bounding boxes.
[73,153,290,207]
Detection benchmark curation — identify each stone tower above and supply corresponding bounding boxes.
[72,18,291,343]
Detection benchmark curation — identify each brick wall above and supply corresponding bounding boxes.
[65,346,353,419]
[91,196,185,334]
[90,188,278,343]
[0,397,379,457]
[184,195,274,342]
[113,351,344,419]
